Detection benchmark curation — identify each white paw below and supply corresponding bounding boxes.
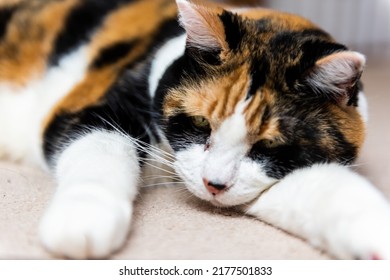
[347,221,390,260]
[328,212,390,260]
[39,185,132,259]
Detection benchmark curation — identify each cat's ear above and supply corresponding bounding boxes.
[303,51,365,105]
[176,0,229,52]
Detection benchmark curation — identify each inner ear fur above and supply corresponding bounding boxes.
[303,51,366,105]
[176,0,229,52]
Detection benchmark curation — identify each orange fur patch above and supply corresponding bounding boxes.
[0,0,78,86]
[164,64,250,130]
[164,63,282,143]
[43,0,178,134]
[88,0,177,64]
[329,105,366,153]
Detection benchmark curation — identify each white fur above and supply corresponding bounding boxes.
[175,144,276,207]
[202,101,249,186]
[174,99,277,206]
[358,91,369,123]
[39,130,140,259]
[148,34,186,97]
[244,163,390,259]
[0,46,88,167]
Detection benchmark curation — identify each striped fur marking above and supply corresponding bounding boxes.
[0,4,17,40]
[0,0,78,85]
[43,0,178,136]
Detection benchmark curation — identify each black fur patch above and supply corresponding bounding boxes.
[49,0,133,65]
[43,69,155,165]
[44,17,184,164]
[283,34,347,93]
[123,18,185,71]
[255,18,272,33]
[347,81,363,107]
[260,105,271,124]
[154,51,211,118]
[219,10,245,51]
[248,103,357,179]
[247,56,270,98]
[165,113,211,151]
[186,47,222,66]
[154,55,187,118]
[0,5,17,40]
[90,39,139,69]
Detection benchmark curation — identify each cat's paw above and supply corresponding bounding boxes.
[39,185,132,259]
[329,213,390,260]
[348,224,390,260]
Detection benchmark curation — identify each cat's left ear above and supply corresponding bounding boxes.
[303,51,366,105]
[176,0,233,53]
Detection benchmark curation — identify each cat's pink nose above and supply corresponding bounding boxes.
[202,178,227,195]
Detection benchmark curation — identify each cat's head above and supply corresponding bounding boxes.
[162,0,366,207]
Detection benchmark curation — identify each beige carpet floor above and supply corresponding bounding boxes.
[0,63,389,260]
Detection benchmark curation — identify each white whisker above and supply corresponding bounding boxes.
[140,161,178,176]
[143,181,185,187]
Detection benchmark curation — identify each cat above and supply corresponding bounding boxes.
[1,0,390,259]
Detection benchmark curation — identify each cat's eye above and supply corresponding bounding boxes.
[191,116,210,129]
[262,139,280,149]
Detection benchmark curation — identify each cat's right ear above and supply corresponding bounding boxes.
[176,0,229,53]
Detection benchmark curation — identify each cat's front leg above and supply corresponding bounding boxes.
[243,163,390,259]
[39,130,140,259]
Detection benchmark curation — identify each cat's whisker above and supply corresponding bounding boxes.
[139,150,175,163]
[139,161,178,176]
[347,161,369,170]
[140,161,176,174]
[129,137,175,159]
[171,187,192,196]
[143,181,185,188]
[349,162,369,167]
[142,174,181,179]
[141,159,176,170]
[142,176,182,183]
[94,115,176,161]
[138,156,174,167]
[141,174,183,183]
[129,142,176,166]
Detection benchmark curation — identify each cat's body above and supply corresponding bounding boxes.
[1,0,390,259]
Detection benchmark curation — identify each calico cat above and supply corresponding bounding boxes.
[1,0,390,259]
